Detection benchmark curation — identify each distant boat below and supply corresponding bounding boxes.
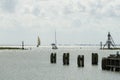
[37,36,41,47]
[51,30,58,49]
[51,43,58,49]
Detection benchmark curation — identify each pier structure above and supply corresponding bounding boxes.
[100,42,102,49]
[22,41,24,50]
[103,32,116,49]
[102,52,120,71]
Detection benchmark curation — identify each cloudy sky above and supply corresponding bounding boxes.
[0,0,120,46]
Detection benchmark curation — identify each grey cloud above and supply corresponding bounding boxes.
[107,5,120,17]
[95,5,120,18]
[0,0,17,13]
[89,1,103,15]
[63,6,73,15]
[86,1,120,18]
[77,2,86,12]
[63,2,86,15]
[72,19,82,28]
[32,7,41,16]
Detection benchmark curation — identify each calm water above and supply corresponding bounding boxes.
[0,46,120,80]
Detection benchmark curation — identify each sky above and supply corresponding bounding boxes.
[0,0,120,46]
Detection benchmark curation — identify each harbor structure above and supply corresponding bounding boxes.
[100,42,102,49]
[103,32,116,49]
[22,41,24,49]
[102,52,120,71]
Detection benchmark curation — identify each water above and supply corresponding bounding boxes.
[0,46,120,80]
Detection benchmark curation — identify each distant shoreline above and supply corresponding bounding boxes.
[101,48,120,50]
[0,47,25,50]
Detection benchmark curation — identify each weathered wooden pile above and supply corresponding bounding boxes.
[50,52,99,68]
[50,51,120,73]
[102,53,120,72]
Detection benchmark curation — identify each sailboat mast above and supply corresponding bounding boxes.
[55,30,57,45]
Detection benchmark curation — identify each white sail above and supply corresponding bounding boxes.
[37,36,40,47]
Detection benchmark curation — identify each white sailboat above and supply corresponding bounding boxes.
[51,30,58,49]
[37,36,41,47]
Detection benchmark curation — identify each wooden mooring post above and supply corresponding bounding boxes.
[77,55,84,67]
[63,53,70,65]
[50,53,56,64]
[92,53,98,65]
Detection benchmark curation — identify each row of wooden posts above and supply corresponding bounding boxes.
[50,53,98,67]
[50,52,120,72]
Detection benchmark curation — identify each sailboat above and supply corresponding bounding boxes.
[37,36,41,47]
[51,30,58,49]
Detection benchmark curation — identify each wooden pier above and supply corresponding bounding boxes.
[102,53,120,71]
